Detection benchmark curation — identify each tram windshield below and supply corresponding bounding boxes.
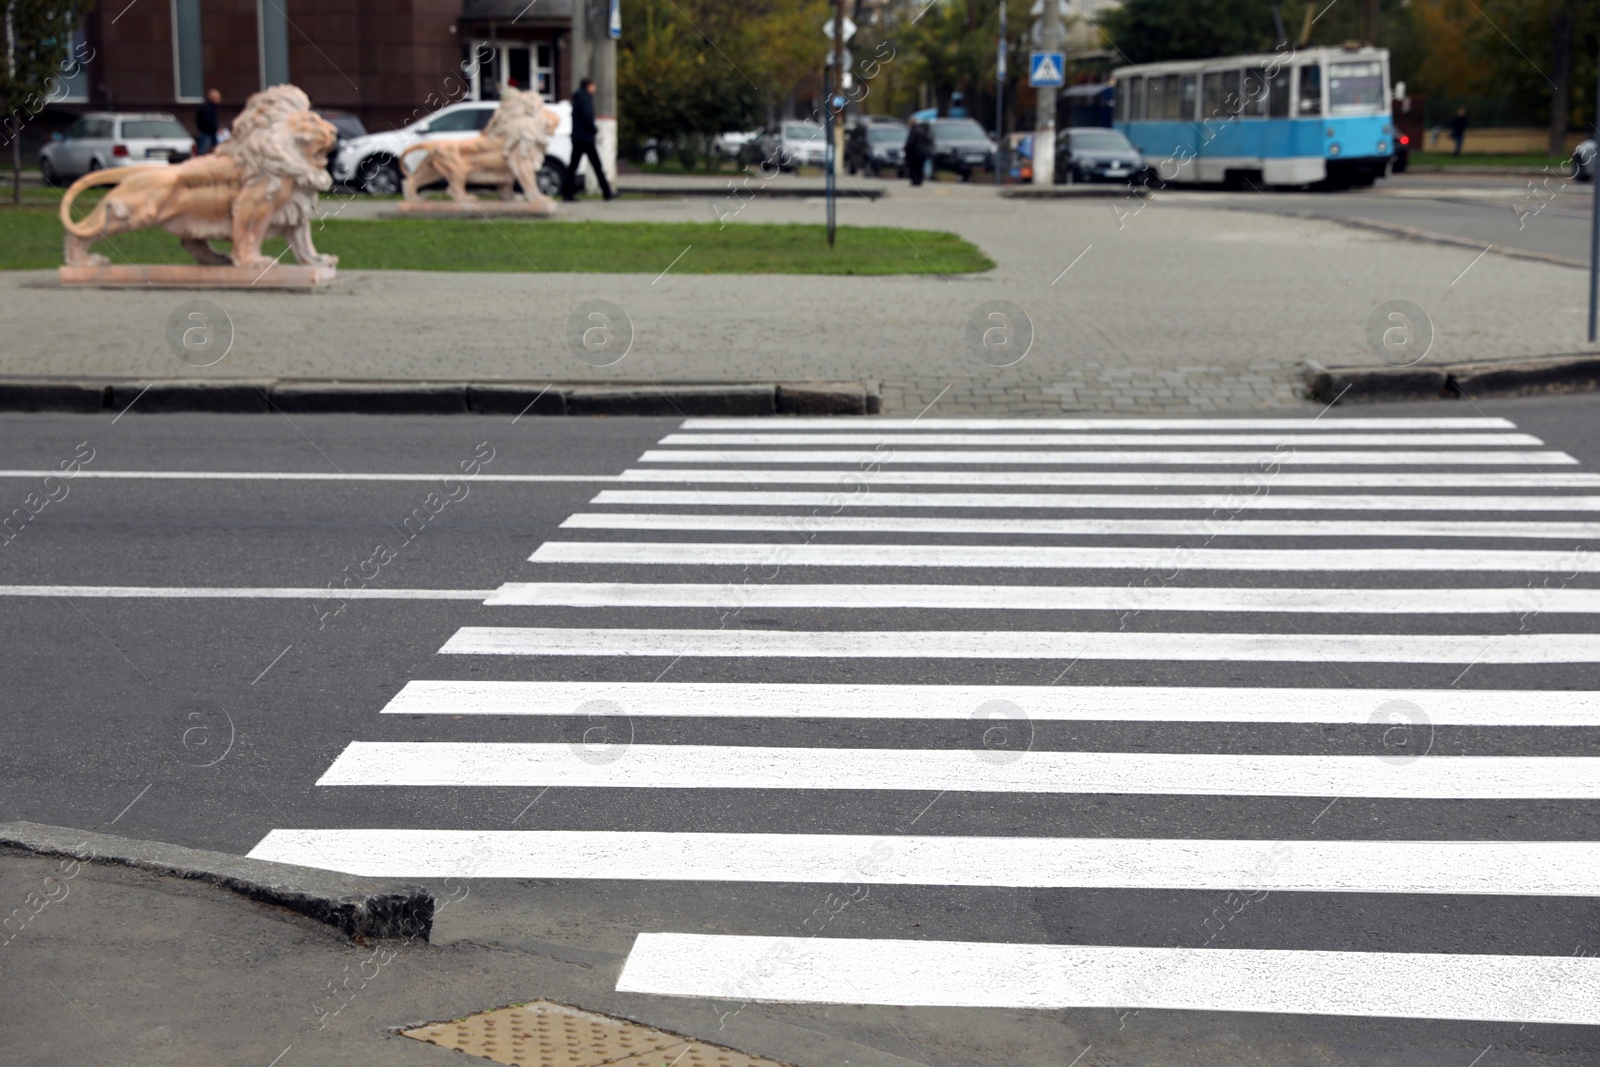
[1328,60,1386,113]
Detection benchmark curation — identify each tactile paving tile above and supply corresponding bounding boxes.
[400,998,790,1067]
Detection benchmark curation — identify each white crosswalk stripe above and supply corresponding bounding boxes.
[254,415,1600,1027]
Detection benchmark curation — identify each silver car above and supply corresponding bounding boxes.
[39,112,195,185]
[757,121,827,172]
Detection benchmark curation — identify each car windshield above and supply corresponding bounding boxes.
[784,124,822,140]
[934,120,988,142]
[1070,130,1133,152]
[121,120,190,139]
[1328,61,1385,114]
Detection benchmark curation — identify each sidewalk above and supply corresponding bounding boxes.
[3,182,1593,415]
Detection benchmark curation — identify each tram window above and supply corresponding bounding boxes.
[1202,72,1222,116]
[1298,65,1322,115]
[1242,67,1269,117]
[1145,77,1164,120]
[1180,74,1197,120]
[1329,60,1385,113]
[1268,67,1291,117]
[1218,69,1243,116]
[1162,75,1182,119]
[1129,76,1145,120]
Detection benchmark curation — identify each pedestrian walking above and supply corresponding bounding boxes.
[195,88,221,155]
[904,119,931,187]
[562,77,615,202]
[1449,107,1468,157]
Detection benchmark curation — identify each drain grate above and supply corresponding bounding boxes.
[401,998,791,1067]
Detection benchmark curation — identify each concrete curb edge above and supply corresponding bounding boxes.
[1305,353,1600,403]
[0,378,882,416]
[0,820,434,941]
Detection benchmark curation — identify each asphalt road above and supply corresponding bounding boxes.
[3,397,1600,1065]
[1192,170,1597,265]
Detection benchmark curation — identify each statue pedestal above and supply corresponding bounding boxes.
[388,200,557,219]
[59,264,337,289]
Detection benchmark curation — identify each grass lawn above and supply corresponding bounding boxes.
[1409,151,1581,170]
[0,206,992,275]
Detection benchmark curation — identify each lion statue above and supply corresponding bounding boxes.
[59,84,339,271]
[400,85,560,210]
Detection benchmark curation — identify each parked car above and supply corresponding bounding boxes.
[330,99,572,197]
[845,119,906,177]
[39,112,195,185]
[713,129,761,161]
[928,117,995,181]
[1392,131,1411,173]
[1575,138,1596,182]
[314,109,368,175]
[756,120,826,172]
[1053,126,1150,186]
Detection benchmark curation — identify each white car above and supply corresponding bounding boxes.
[757,121,827,172]
[330,98,573,197]
[39,112,195,185]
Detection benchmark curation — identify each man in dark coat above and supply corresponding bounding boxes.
[195,88,221,155]
[563,77,615,201]
[903,119,930,186]
[1448,107,1468,157]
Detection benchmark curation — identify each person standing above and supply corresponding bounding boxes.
[903,119,930,187]
[563,77,615,202]
[195,88,221,155]
[1449,107,1468,157]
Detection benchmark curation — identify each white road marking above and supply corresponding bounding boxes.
[615,935,1600,1024]
[639,449,1576,466]
[529,541,1600,572]
[618,469,1600,487]
[482,582,1600,614]
[676,417,1521,431]
[593,489,1600,511]
[244,830,1600,895]
[0,586,493,599]
[439,626,1600,663]
[378,680,1600,725]
[657,432,1545,447]
[0,470,624,482]
[561,513,1600,540]
[316,744,1600,798]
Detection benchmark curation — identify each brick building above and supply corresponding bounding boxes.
[23,0,580,148]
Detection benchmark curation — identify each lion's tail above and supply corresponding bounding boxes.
[59,168,133,238]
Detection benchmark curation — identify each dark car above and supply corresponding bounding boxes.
[928,118,995,181]
[846,120,907,177]
[314,108,368,175]
[1054,126,1150,185]
[1392,130,1411,173]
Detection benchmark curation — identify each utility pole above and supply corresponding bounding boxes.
[1363,0,1378,45]
[1588,30,1600,343]
[1033,0,1060,186]
[994,0,1006,185]
[826,0,846,248]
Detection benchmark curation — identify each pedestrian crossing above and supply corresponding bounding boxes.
[250,414,1600,1032]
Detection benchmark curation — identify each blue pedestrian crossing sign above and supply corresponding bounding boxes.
[1029,51,1065,88]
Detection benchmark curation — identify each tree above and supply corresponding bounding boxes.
[1,0,95,203]
[1097,0,1280,64]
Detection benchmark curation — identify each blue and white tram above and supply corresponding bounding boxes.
[1111,46,1394,188]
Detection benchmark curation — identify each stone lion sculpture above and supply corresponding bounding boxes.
[59,84,339,270]
[401,85,560,210]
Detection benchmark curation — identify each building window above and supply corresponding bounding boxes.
[467,41,555,100]
[49,23,90,102]
[259,0,290,87]
[171,0,203,102]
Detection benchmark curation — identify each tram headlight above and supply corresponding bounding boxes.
[1329,143,1342,156]
[1377,139,1389,153]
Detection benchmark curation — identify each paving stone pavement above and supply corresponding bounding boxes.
[3,180,1594,415]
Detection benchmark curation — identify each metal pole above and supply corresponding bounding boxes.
[1033,0,1060,186]
[995,0,1006,185]
[828,0,844,248]
[1590,32,1599,343]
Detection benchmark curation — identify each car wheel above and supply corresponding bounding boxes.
[536,159,566,199]
[959,168,971,182]
[1061,165,1076,187]
[361,157,401,196]
[89,157,106,174]
[40,157,58,186]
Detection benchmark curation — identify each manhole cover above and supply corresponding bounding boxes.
[401,998,790,1067]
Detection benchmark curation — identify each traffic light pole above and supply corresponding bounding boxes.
[827,0,845,248]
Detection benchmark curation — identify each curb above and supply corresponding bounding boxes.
[0,820,433,941]
[1309,214,1587,270]
[1000,184,1148,199]
[0,378,881,416]
[617,181,887,199]
[1305,353,1600,403]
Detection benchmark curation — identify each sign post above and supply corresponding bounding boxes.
[824,6,854,248]
[994,0,1007,185]
[1030,0,1063,185]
